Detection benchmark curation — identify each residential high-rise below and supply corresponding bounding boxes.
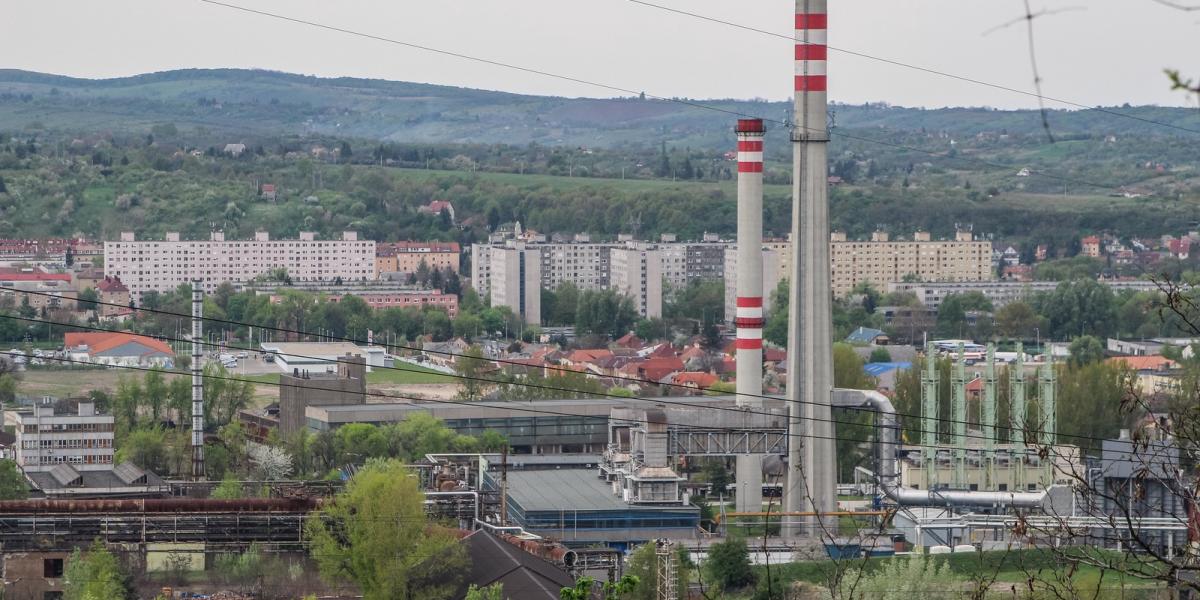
[609,245,664,319]
[489,242,542,325]
[104,231,375,301]
[723,231,993,321]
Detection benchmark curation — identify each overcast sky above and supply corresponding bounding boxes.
[4,0,1197,109]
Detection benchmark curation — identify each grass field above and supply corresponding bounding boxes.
[747,549,1164,599]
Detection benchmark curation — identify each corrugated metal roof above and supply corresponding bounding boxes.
[113,461,146,485]
[49,464,82,487]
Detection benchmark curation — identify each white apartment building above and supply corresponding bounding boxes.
[105,231,376,300]
[471,237,728,323]
[609,245,663,319]
[887,279,1159,311]
[830,230,992,296]
[489,243,542,325]
[8,401,115,472]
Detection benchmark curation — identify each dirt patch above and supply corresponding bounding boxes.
[368,382,460,402]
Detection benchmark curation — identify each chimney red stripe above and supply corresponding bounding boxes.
[736,297,764,308]
[795,13,828,29]
[737,140,764,152]
[738,163,763,173]
[735,317,766,328]
[795,44,828,61]
[735,338,763,350]
[795,75,828,92]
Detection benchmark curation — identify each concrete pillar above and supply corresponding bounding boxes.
[784,0,835,538]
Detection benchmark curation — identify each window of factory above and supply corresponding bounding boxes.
[44,558,64,578]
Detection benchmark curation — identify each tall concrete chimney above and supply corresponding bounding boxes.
[191,280,205,480]
[734,118,766,513]
[784,0,835,536]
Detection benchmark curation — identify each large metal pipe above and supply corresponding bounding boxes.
[0,497,321,514]
[734,118,766,513]
[191,280,205,480]
[784,0,836,537]
[831,389,1049,509]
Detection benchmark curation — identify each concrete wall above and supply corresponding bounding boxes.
[278,354,366,434]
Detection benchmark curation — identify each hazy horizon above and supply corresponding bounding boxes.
[3,0,1197,111]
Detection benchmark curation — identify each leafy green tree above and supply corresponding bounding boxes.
[764,279,789,347]
[203,362,254,426]
[1058,361,1131,456]
[306,459,465,600]
[622,542,682,600]
[1068,335,1105,367]
[868,346,892,364]
[64,540,132,600]
[702,459,732,496]
[995,300,1041,339]
[113,375,143,431]
[831,555,953,600]
[77,287,99,311]
[116,427,168,473]
[1034,279,1117,340]
[454,345,491,401]
[0,459,29,499]
[211,475,244,499]
[143,370,167,423]
[465,584,505,600]
[18,295,34,319]
[560,575,638,600]
[576,289,637,338]
[935,292,993,338]
[634,317,668,342]
[476,430,509,453]
[706,538,756,591]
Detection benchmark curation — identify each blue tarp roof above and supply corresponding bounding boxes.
[863,362,912,377]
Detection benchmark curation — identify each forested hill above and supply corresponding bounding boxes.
[2,68,1199,150]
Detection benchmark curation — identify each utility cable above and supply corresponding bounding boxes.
[625,0,1200,137]
[192,0,1138,192]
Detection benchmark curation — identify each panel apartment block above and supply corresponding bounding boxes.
[105,231,376,300]
[489,243,542,325]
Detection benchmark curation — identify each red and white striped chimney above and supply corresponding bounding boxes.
[734,118,765,396]
[734,118,766,514]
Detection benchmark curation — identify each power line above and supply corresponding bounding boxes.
[191,0,1133,192]
[0,311,1159,455]
[626,0,1200,137]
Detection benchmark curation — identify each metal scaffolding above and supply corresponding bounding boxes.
[921,341,939,489]
[1010,342,1027,490]
[951,344,967,487]
[983,343,998,489]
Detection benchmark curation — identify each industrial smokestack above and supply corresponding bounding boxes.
[784,0,835,537]
[191,280,205,480]
[734,118,766,513]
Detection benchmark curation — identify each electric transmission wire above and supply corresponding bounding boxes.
[625,0,1200,137]
[0,306,1155,454]
[191,0,1139,192]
